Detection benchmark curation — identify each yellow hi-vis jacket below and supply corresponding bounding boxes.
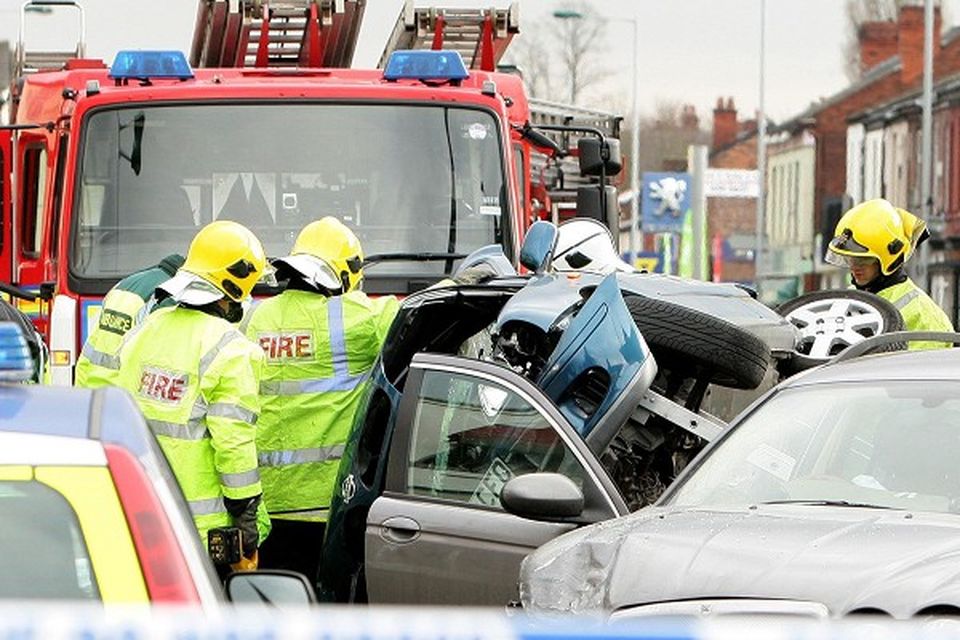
[245,289,399,522]
[877,278,954,350]
[116,306,267,544]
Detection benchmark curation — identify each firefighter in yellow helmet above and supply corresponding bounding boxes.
[245,217,398,580]
[115,220,272,571]
[825,198,953,349]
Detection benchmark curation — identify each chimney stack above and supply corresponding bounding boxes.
[681,104,699,130]
[858,21,898,74]
[712,97,737,151]
[897,5,941,86]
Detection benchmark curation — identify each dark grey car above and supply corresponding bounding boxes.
[520,343,960,620]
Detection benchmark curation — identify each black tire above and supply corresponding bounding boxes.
[776,289,905,366]
[623,294,771,390]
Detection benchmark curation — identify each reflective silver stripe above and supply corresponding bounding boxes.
[301,373,367,393]
[189,496,227,517]
[258,299,366,396]
[198,330,245,378]
[258,445,346,467]
[135,294,157,325]
[208,402,258,425]
[147,418,209,441]
[893,288,922,310]
[259,373,367,396]
[328,297,350,377]
[272,507,330,521]
[81,343,120,370]
[220,468,260,489]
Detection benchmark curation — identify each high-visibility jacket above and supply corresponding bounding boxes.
[878,278,954,350]
[245,289,399,522]
[75,255,182,388]
[116,306,267,544]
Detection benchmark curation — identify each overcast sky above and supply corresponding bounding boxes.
[3,0,960,124]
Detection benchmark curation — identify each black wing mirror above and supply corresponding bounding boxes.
[224,570,316,607]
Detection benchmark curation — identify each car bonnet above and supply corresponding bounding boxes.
[520,503,960,618]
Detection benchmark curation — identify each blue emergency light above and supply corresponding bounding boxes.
[0,323,34,382]
[109,50,194,80]
[383,50,469,82]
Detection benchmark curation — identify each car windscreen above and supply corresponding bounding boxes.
[72,103,507,281]
[0,480,99,600]
[666,381,960,514]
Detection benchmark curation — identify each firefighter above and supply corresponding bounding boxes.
[825,198,954,348]
[75,254,185,388]
[115,220,270,570]
[245,217,399,579]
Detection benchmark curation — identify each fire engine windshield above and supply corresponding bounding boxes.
[72,104,507,287]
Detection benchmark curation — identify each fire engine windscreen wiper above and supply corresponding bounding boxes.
[363,252,468,266]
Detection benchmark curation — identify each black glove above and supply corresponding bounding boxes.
[224,494,261,557]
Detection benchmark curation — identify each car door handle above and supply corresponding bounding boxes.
[380,516,421,544]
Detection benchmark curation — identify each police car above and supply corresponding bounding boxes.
[0,322,312,606]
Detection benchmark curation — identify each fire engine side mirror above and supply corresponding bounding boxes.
[520,125,563,156]
[578,137,622,177]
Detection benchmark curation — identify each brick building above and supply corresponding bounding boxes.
[708,97,759,284]
[808,5,960,289]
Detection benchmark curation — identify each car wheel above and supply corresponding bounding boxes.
[623,294,771,390]
[776,290,905,366]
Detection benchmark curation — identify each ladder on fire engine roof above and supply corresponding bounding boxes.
[378,1,519,72]
[15,0,86,78]
[190,0,365,69]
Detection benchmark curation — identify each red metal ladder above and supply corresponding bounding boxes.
[378,1,519,72]
[190,0,365,69]
[15,0,86,77]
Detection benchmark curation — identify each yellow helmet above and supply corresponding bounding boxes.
[825,198,928,275]
[177,220,267,302]
[289,217,364,292]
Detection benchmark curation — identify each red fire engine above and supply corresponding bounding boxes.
[1,0,621,385]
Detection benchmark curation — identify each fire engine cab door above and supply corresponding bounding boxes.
[0,130,12,284]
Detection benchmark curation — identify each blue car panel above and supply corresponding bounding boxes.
[536,274,656,452]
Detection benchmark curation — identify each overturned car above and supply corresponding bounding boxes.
[318,220,798,606]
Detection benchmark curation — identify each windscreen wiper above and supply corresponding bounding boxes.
[364,252,468,266]
[760,499,896,510]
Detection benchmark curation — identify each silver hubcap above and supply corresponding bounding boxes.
[784,298,886,359]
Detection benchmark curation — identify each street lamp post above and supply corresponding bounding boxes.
[917,0,934,290]
[755,0,767,299]
[552,9,640,265]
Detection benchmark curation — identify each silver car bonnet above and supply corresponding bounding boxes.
[519,504,960,619]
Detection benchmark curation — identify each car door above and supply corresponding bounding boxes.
[365,353,627,606]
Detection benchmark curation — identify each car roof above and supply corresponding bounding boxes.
[0,431,107,466]
[0,384,156,457]
[783,348,960,388]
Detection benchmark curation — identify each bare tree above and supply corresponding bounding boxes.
[633,100,710,173]
[550,1,609,105]
[504,24,554,100]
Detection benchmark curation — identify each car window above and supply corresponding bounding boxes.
[406,370,588,508]
[668,381,960,513]
[0,480,98,600]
